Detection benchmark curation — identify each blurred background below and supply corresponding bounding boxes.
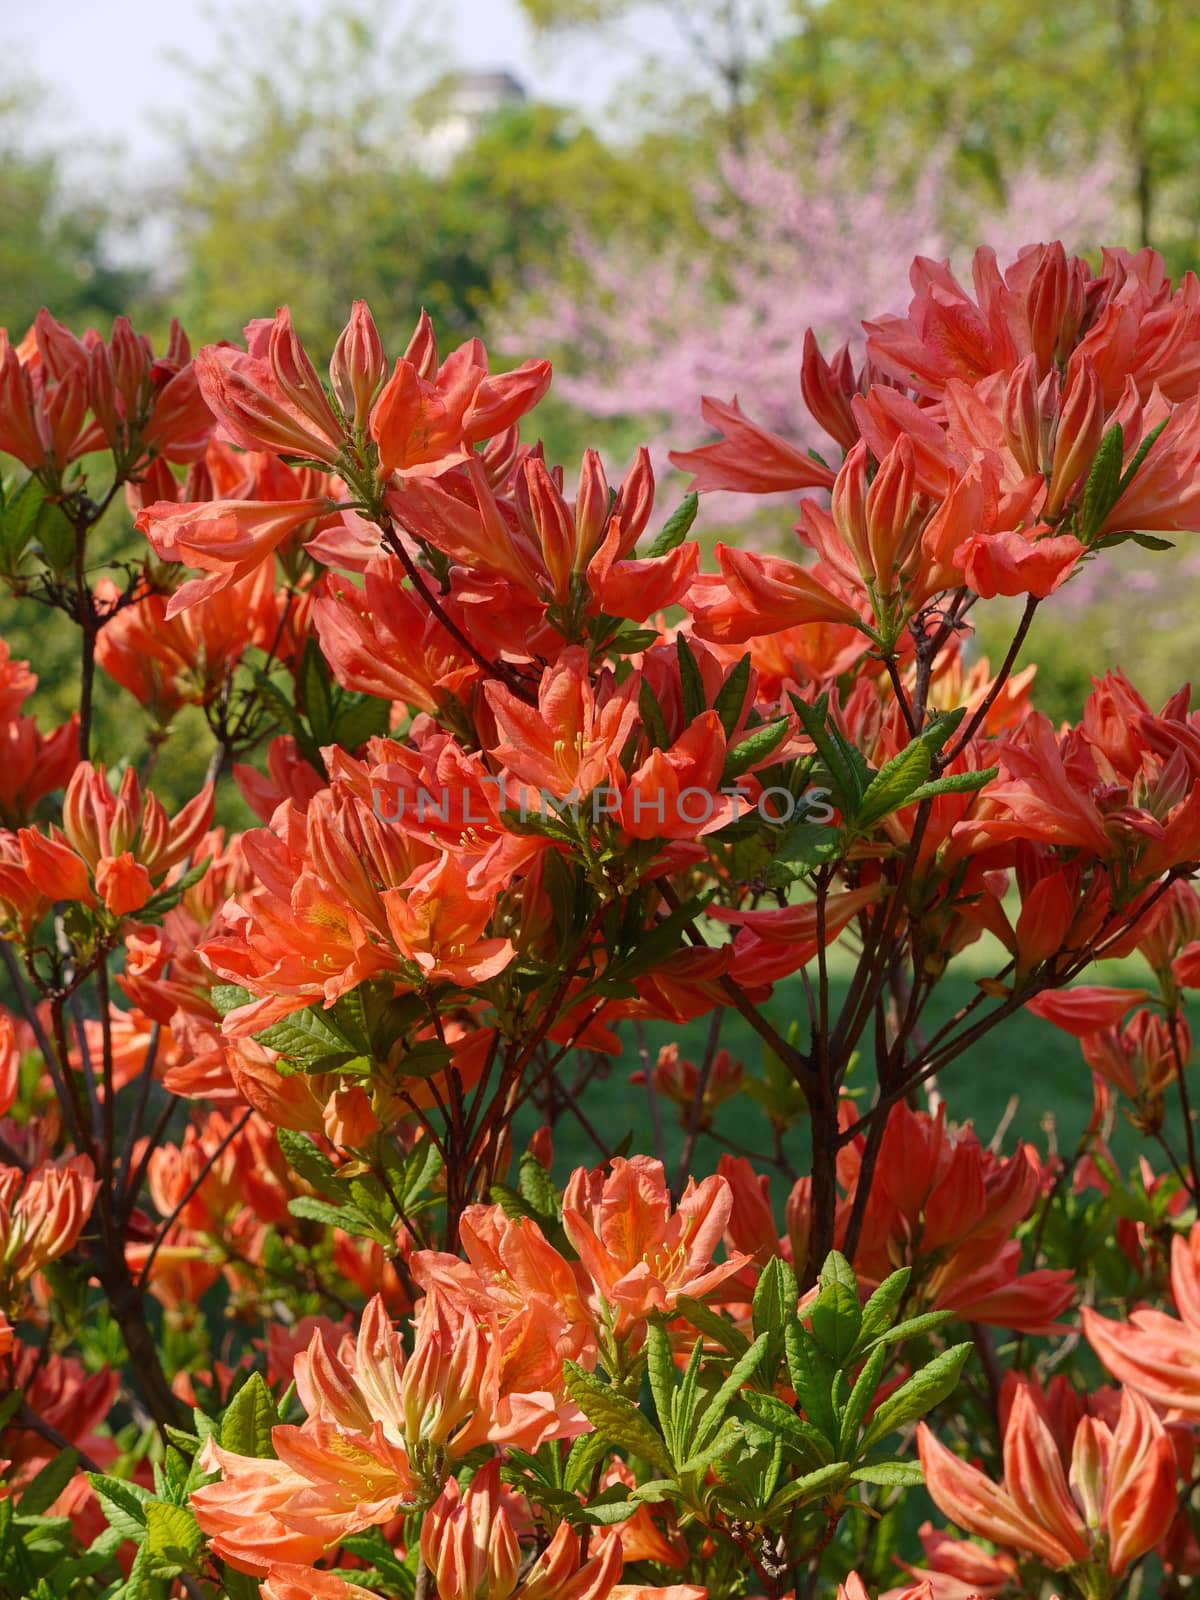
[5,0,1200,727]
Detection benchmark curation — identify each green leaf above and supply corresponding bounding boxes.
[87,1474,152,1541]
[784,1321,840,1445]
[332,690,393,751]
[766,819,844,883]
[810,1279,862,1366]
[288,1193,388,1243]
[714,654,751,737]
[839,1342,888,1454]
[517,1151,561,1220]
[789,694,860,813]
[276,1127,339,1193]
[136,856,212,921]
[561,1364,670,1473]
[647,492,698,556]
[145,1501,201,1565]
[17,1449,79,1516]
[692,1333,769,1454]
[856,1268,911,1348]
[723,716,790,783]
[638,679,670,751]
[764,1460,850,1516]
[676,1415,744,1477]
[30,495,76,574]
[903,767,998,805]
[221,1566,265,1600]
[674,1295,750,1357]
[0,475,49,576]
[868,1310,952,1349]
[210,983,255,1018]
[861,1343,971,1448]
[676,635,707,724]
[256,1004,365,1070]
[1078,423,1125,544]
[645,1322,678,1459]
[819,1251,857,1292]
[220,1373,278,1459]
[752,1255,798,1384]
[670,1338,706,1463]
[120,1540,157,1600]
[1116,416,1169,498]
[850,1459,925,1487]
[854,741,931,830]
[298,639,335,745]
[739,1390,831,1467]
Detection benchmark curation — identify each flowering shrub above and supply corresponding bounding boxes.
[0,242,1198,1599]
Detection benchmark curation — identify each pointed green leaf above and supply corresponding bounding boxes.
[647,492,699,557]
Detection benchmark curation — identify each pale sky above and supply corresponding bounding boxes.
[8,0,681,177]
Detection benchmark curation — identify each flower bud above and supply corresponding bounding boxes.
[801,329,859,450]
[1002,354,1043,477]
[419,1463,520,1600]
[1045,353,1103,518]
[330,301,387,431]
[573,448,611,570]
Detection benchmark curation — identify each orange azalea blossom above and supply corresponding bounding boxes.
[710,882,885,988]
[631,1043,743,1130]
[198,779,433,1033]
[485,644,640,804]
[17,761,212,920]
[95,565,277,725]
[195,306,346,465]
[371,310,550,479]
[419,1461,521,1600]
[828,1101,1074,1334]
[918,1380,1176,1580]
[293,1291,487,1465]
[391,444,664,613]
[190,1442,332,1574]
[262,1567,380,1600]
[314,557,479,714]
[893,1520,1019,1600]
[137,494,340,615]
[412,1208,593,1450]
[0,641,78,827]
[1084,1221,1200,1413]
[381,851,515,986]
[669,392,836,496]
[0,1153,96,1289]
[562,1155,750,1340]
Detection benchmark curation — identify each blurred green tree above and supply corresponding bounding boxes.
[519,0,1200,259]
[166,0,684,354]
[759,0,1200,256]
[0,88,144,336]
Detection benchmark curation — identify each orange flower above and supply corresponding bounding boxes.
[918,1380,1175,1579]
[18,762,213,920]
[669,393,836,495]
[137,495,338,615]
[263,1568,380,1600]
[690,546,862,644]
[381,852,515,986]
[562,1155,749,1339]
[1,1153,96,1286]
[190,1442,330,1575]
[1084,1222,1200,1414]
[420,1462,521,1600]
[485,645,639,804]
[371,314,549,479]
[194,307,346,465]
